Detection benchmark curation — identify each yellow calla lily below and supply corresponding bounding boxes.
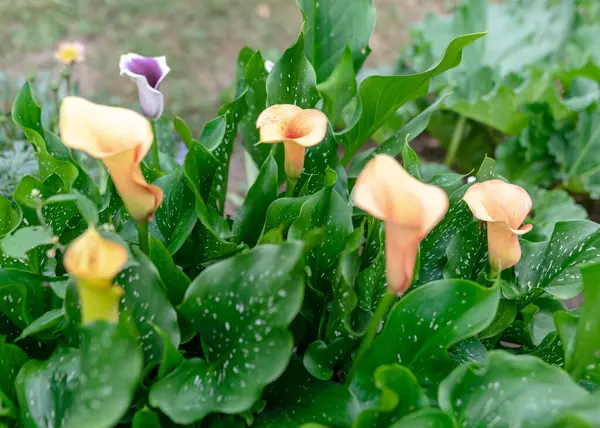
[463,179,532,272]
[353,154,449,295]
[256,104,328,179]
[59,96,163,221]
[64,227,128,324]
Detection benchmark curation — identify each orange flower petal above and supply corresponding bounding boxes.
[60,97,163,220]
[463,180,532,271]
[353,154,449,295]
[283,142,306,179]
[257,104,303,143]
[64,227,128,286]
[284,109,328,148]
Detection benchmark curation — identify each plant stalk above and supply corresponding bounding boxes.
[445,115,467,168]
[286,177,298,197]
[346,290,397,383]
[137,220,149,255]
[151,121,161,171]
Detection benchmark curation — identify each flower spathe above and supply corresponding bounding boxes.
[64,227,127,324]
[119,53,170,119]
[59,96,163,221]
[463,179,532,272]
[256,104,328,179]
[56,41,85,64]
[353,154,449,295]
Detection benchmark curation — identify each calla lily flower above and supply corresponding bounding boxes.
[56,41,85,64]
[119,53,170,120]
[256,105,328,179]
[64,227,128,324]
[60,96,163,221]
[463,179,532,272]
[353,154,449,295]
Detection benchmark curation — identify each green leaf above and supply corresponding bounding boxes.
[153,168,197,254]
[559,263,600,383]
[267,33,320,108]
[16,321,142,428]
[317,46,358,124]
[479,299,517,339]
[174,116,194,150]
[0,339,28,403]
[150,243,305,424]
[341,33,486,158]
[254,361,359,427]
[153,324,184,380]
[259,196,310,242]
[12,82,78,189]
[0,226,53,260]
[16,308,65,341]
[0,196,20,238]
[528,187,588,241]
[353,364,429,428]
[439,351,588,428]
[233,155,279,247]
[443,221,486,281]
[132,408,162,428]
[554,391,600,427]
[352,279,499,404]
[207,93,248,213]
[289,170,353,291]
[297,0,375,82]
[149,235,190,306]
[43,191,99,227]
[514,220,600,300]
[389,409,455,428]
[117,247,180,364]
[0,270,54,327]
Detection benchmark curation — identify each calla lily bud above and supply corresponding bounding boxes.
[59,96,163,221]
[463,179,532,272]
[256,104,328,179]
[353,154,449,295]
[64,227,128,324]
[119,53,170,120]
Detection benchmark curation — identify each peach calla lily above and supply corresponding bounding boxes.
[463,179,532,272]
[64,227,128,324]
[256,104,328,179]
[353,154,449,295]
[59,96,163,221]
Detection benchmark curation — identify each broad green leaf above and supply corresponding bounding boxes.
[153,168,197,254]
[0,270,54,328]
[528,187,588,241]
[341,33,486,159]
[0,339,28,403]
[233,155,278,247]
[267,33,320,108]
[303,338,355,381]
[438,351,587,428]
[389,409,455,428]
[117,247,180,364]
[43,191,99,227]
[254,361,359,427]
[0,226,53,260]
[353,364,429,428]
[16,321,142,428]
[149,236,190,306]
[174,116,194,150]
[0,196,20,237]
[153,324,184,380]
[259,196,310,242]
[351,279,500,404]
[289,170,353,291]
[132,408,162,428]
[150,243,305,424]
[12,82,78,189]
[559,263,600,383]
[554,392,600,427]
[297,0,375,82]
[317,46,358,124]
[356,222,386,312]
[479,299,517,339]
[16,308,65,341]
[514,220,600,300]
[443,221,486,281]
[206,93,248,213]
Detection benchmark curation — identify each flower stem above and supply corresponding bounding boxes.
[346,290,397,383]
[137,220,149,255]
[286,177,298,197]
[445,115,467,168]
[151,121,161,171]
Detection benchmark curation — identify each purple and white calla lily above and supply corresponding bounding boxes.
[119,53,170,120]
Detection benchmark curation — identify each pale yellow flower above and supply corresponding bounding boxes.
[55,41,85,64]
